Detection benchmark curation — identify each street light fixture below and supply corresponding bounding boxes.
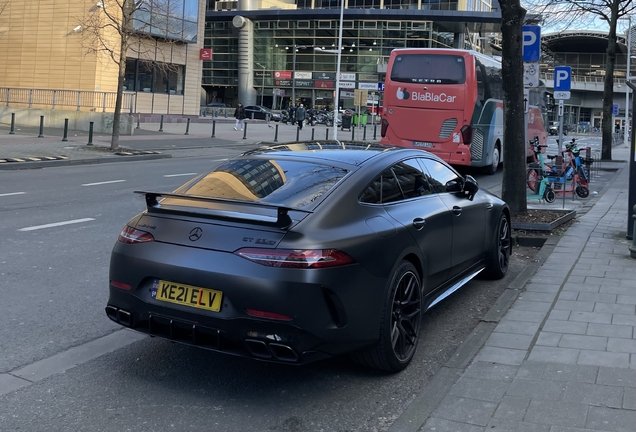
[256,62,266,107]
[292,45,307,107]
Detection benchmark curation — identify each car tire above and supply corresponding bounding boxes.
[351,261,421,373]
[482,212,511,280]
[484,146,500,175]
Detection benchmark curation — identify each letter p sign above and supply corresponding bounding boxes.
[554,66,572,91]
[522,25,541,62]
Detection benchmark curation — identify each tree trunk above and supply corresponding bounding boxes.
[601,1,620,161]
[499,0,527,214]
[111,35,127,151]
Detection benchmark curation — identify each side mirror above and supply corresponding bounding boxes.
[463,175,479,201]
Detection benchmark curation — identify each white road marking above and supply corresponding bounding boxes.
[0,192,25,197]
[82,180,126,186]
[19,218,95,232]
[163,173,198,177]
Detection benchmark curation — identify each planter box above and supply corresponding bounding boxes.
[511,209,576,231]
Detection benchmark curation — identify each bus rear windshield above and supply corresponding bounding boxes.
[390,54,466,84]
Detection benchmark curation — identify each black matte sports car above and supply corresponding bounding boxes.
[106,142,510,372]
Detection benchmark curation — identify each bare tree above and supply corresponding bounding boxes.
[498,0,529,214]
[0,0,9,36]
[526,0,636,160]
[76,0,180,150]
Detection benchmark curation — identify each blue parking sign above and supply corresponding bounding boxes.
[522,26,541,62]
[554,66,571,91]
[378,82,384,92]
[613,103,619,116]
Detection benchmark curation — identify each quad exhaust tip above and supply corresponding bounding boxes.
[244,339,299,362]
[105,305,132,327]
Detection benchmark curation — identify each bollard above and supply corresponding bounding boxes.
[224,109,228,118]
[274,124,279,142]
[38,115,44,138]
[373,123,377,140]
[325,128,329,140]
[87,122,94,146]
[363,125,367,141]
[296,127,300,141]
[159,115,164,132]
[630,204,636,258]
[243,122,247,140]
[62,118,69,142]
[9,112,15,134]
[136,113,140,130]
[311,128,315,140]
[351,125,355,141]
[251,113,255,120]
[211,120,216,138]
[185,118,190,135]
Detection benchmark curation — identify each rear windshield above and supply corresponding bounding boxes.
[390,54,466,84]
[183,158,348,208]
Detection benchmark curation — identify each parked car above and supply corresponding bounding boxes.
[106,142,510,372]
[244,105,281,122]
[548,121,567,136]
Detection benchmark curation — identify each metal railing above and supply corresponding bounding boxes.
[1,87,136,112]
[540,73,625,86]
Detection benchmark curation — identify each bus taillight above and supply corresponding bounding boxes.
[381,118,389,137]
[460,125,473,145]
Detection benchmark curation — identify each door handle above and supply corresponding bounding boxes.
[412,218,426,230]
[452,206,462,216]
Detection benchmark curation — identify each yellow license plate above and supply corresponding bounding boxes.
[155,280,223,312]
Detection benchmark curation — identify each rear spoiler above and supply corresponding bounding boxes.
[134,191,311,229]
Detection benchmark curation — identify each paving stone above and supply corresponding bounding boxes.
[559,334,608,351]
[566,275,586,284]
[536,331,561,347]
[448,376,510,402]
[617,294,636,305]
[495,320,542,336]
[485,419,550,432]
[578,350,630,368]
[523,399,588,428]
[516,361,547,379]
[578,292,618,304]
[623,387,636,410]
[619,278,636,288]
[512,300,553,313]
[493,396,530,420]
[475,346,527,366]
[607,338,636,354]
[585,405,636,432]
[506,377,566,400]
[503,309,548,323]
[464,361,518,383]
[586,323,634,339]
[563,381,624,408]
[522,284,561,293]
[486,332,534,350]
[594,303,636,315]
[578,257,610,265]
[612,314,636,326]
[542,363,598,383]
[597,367,636,388]
[548,310,571,321]
[420,417,484,432]
[518,292,558,303]
[562,282,600,293]
[548,425,597,432]
[543,319,588,335]
[528,346,580,364]
[600,284,636,295]
[554,300,595,312]
[558,291,579,301]
[431,395,498,427]
[569,311,613,324]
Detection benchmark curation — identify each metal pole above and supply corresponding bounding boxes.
[38,115,44,138]
[363,124,367,140]
[333,0,344,141]
[292,47,297,106]
[373,122,377,140]
[296,126,300,141]
[626,16,632,148]
[62,118,69,142]
[185,118,190,135]
[325,128,329,140]
[9,112,15,134]
[274,124,279,142]
[243,122,247,139]
[311,128,315,140]
[136,113,140,130]
[159,115,164,132]
[87,122,94,146]
[351,124,355,140]
[211,120,216,138]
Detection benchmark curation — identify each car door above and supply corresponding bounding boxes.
[244,106,260,120]
[378,159,453,291]
[418,157,486,277]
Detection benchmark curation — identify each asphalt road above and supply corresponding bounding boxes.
[0,150,544,431]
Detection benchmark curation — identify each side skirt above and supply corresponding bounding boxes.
[425,267,484,311]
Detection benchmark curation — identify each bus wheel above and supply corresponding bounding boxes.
[484,146,500,175]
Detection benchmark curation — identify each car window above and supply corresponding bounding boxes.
[418,158,462,194]
[359,168,404,204]
[181,158,348,208]
[392,159,434,198]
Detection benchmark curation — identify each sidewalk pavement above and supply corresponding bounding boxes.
[2,119,635,430]
[390,145,636,432]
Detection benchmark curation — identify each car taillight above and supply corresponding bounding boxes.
[117,226,154,244]
[381,118,389,137]
[235,248,355,268]
[245,309,292,321]
[460,125,473,145]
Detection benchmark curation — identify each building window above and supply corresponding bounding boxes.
[125,59,185,95]
[133,0,199,43]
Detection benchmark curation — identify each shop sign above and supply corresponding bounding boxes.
[294,79,314,87]
[274,71,292,79]
[339,73,356,81]
[340,90,354,98]
[275,79,292,86]
[358,82,378,90]
[255,71,272,78]
[339,81,356,89]
[199,48,212,60]
[358,74,377,81]
[294,71,313,79]
[314,72,335,80]
[315,80,334,88]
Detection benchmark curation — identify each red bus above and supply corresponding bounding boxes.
[379,48,547,174]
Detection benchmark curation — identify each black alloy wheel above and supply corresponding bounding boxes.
[483,213,511,279]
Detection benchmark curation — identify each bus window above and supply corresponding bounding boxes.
[390,54,466,84]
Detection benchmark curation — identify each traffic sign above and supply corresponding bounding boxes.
[613,103,619,116]
[554,91,571,100]
[522,26,541,62]
[523,62,539,88]
[554,66,572,91]
[378,82,384,92]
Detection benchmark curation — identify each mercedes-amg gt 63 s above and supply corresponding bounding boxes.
[106,142,510,372]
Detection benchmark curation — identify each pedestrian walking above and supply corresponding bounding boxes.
[234,102,246,131]
[288,104,296,124]
[296,103,306,130]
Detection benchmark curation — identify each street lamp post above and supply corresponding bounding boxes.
[626,18,634,148]
[256,62,266,106]
[292,45,306,107]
